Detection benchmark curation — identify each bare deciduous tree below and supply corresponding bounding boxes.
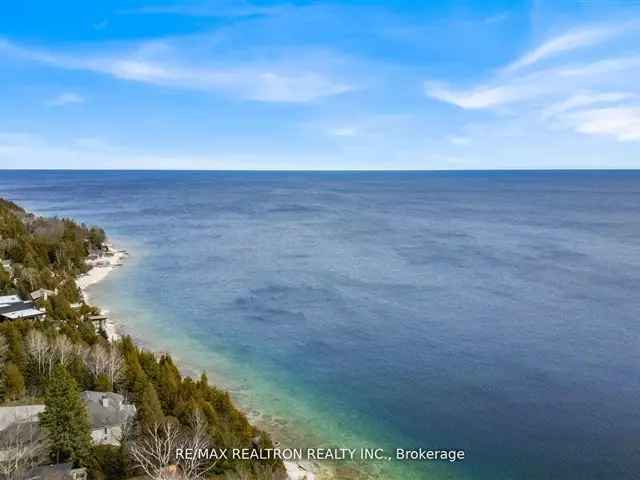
[130,421,183,480]
[25,330,49,376]
[19,268,39,292]
[87,343,124,385]
[87,344,108,379]
[130,412,218,480]
[73,342,89,364]
[179,410,218,480]
[51,335,73,368]
[105,345,124,386]
[0,419,47,480]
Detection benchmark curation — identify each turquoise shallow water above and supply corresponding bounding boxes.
[2,170,640,480]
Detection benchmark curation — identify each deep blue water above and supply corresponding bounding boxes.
[1,170,639,480]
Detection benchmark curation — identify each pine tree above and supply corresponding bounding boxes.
[39,364,93,466]
[137,381,164,430]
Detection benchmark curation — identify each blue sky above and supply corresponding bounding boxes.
[1,0,639,169]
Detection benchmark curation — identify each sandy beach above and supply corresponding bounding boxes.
[76,247,127,341]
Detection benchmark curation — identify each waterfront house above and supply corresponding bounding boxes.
[86,314,108,333]
[30,288,56,302]
[0,301,46,321]
[80,391,136,446]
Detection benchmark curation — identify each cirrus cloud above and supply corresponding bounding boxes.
[0,38,355,104]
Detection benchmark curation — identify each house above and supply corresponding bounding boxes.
[0,301,46,321]
[80,391,136,446]
[25,463,87,480]
[0,294,22,306]
[86,315,108,332]
[0,392,135,455]
[30,289,56,302]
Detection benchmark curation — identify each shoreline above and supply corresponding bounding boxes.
[76,247,128,342]
[77,243,319,480]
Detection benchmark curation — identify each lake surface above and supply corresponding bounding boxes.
[1,170,639,479]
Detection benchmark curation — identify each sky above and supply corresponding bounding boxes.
[1,0,639,170]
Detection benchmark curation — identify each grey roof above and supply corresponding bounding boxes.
[0,404,45,430]
[80,391,136,429]
[0,301,38,314]
[0,301,44,320]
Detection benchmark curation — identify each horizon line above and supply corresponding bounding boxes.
[2,168,640,173]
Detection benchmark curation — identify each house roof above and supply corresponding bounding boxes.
[0,301,44,320]
[0,404,45,430]
[0,301,37,313]
[30,289,55,300]
[80,391,136,429]
[0,294,22,305]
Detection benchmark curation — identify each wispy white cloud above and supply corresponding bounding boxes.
[0,38,354,103]
[426,82,532,109]
[557,55,640,77]
[45,92,85,107]
[543,91,635,118]
[563,107,640,141]
[118,2,281,18]
[425,22,640,143]
[504,25,622,72]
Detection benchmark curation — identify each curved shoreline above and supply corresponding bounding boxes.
[78,244,321,480]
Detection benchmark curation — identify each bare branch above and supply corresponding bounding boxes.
[51,335,73,368]
[25,330,50,377]
[0,418,47,480]
[130,422,183,480]
[177,409,218,480]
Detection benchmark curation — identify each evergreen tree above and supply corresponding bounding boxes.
[94,374,112,392]
[5,326,26,371]
[137,381,164,430]
[3,362,25,400]
[39,364,93,466]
